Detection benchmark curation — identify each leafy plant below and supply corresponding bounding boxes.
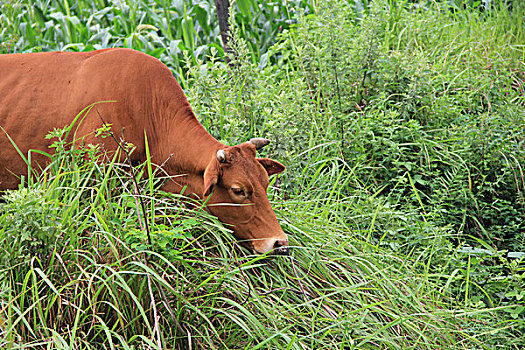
[0,0,310,73]
[0,188,63,269]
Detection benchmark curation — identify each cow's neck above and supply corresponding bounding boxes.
[153,103,223,197]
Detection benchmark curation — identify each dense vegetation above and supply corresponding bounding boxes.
[1,0,524,349]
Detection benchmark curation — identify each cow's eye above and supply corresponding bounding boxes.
[231,186,245,197]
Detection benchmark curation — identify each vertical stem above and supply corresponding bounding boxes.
[329,22,344,148]
[214,0,232,58]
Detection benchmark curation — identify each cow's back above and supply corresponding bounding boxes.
[0,48,179,190]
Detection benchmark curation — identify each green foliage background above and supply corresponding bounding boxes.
[1,0,525,349]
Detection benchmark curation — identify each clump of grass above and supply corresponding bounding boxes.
[0,120,509,349]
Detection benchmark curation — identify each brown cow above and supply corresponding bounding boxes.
[0,48,289,255]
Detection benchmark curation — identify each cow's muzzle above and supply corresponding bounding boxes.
[273,238,290,256]
[252,237,290,255]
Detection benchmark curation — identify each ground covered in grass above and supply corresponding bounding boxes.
[1,0,525,349]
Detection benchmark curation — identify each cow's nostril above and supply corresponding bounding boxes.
[274,239,290,256]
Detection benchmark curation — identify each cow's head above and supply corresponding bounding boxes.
[203,138,289,255]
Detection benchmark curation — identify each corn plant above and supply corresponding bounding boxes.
[0,0,311,73]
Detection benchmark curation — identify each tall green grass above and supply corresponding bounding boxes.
[0,121,506,349]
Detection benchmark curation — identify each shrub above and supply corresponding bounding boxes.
[0,188,63,270]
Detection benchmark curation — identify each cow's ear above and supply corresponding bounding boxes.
[203,158,220,197]
[258,158,285,176]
